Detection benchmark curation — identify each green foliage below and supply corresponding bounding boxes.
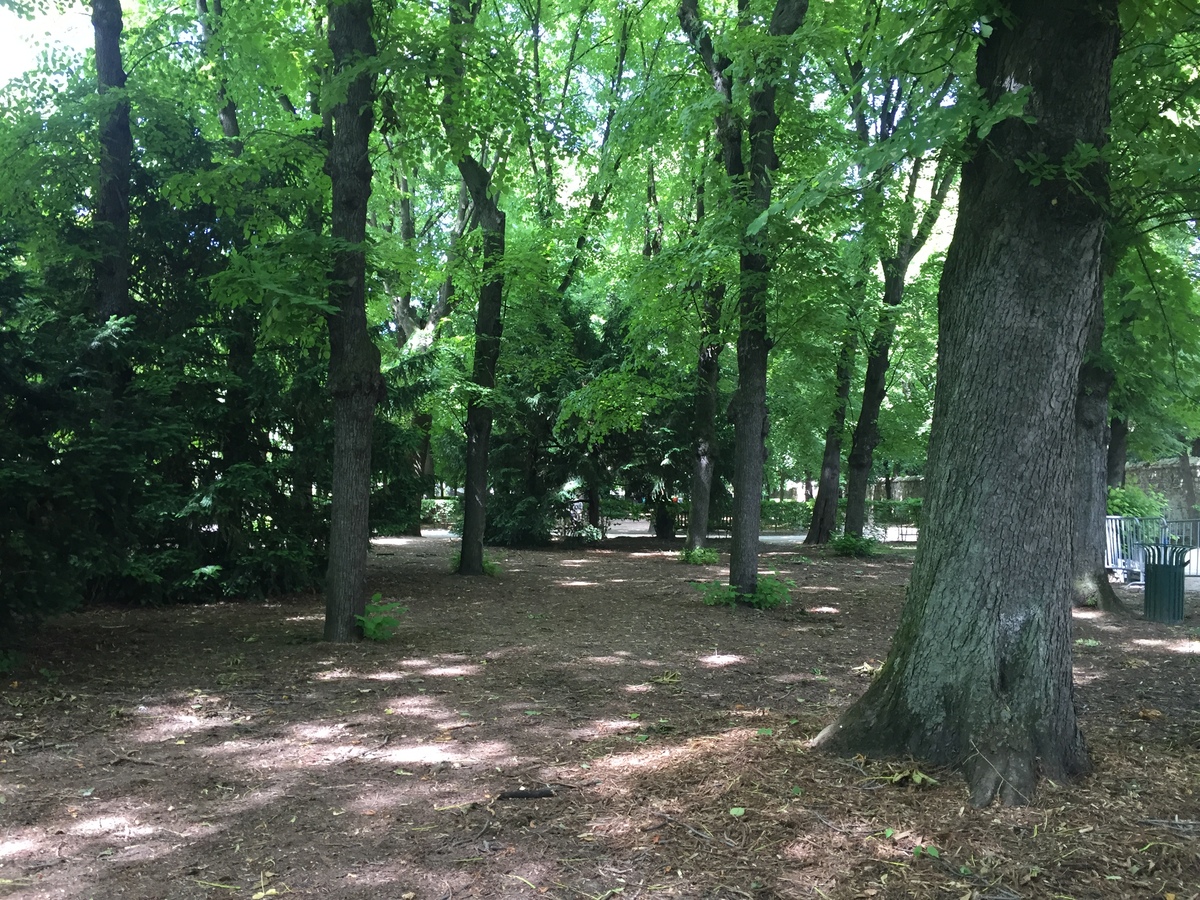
[761,500,813,531]
[1107,485,1168,518]
[421,498,463,530]
[830,535,884,558]
[356,593,407,641]
[679,547,720,565]
[868,499,923,525]
[697,574,794,610]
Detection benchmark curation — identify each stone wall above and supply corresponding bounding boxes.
[1126,457,1200,520]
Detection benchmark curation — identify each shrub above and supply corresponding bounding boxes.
[829,534,884,558]
[356,593,407,641]
[697,574,794,610]
[679,547,720,565]
[1107,485,1168,518]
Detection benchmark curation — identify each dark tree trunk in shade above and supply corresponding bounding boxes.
[684,166,725,552]
[442,1,507,576]
[1180,451,1198,518]
[842,301,897,537]
[323,0,382,642]
[456,160,505,575]
[815,0,1118,806]
[1106,418,1127,487]
[90,0,132,322]
[1072,293,1124,614]
[806,329,856,545]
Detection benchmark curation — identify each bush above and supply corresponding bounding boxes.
[679,547,720,565]
[356,593,407,640]
[829,534,884,558]
[696,574,793,610]
[867,498,922,525]
[421,498,463,530]
[1107,485,1168,518]
[760,500,813,531]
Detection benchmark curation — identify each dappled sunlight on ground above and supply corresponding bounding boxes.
[1128,636,1200,654]
[5,539,1197,899]
[698,653,745,667]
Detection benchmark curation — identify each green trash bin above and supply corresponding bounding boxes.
[1141,544,1189,624]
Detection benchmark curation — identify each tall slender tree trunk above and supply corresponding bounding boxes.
[441,1,508,576]
[842,293,899,537]
[678,0,808,596]
[806,327,856,545]
[815,0,1118,806]
[323,0,382,642]
[1073,291,1124,614]
[457,169,505,575]
[91,0,132,322]
[1107,417,1127,487]
[685,287,725,551]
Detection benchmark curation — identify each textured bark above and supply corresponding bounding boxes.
[805,328,856,545]
[815,0,1118,806]
[323,0,382,642]
[91,0,132,322]
[1106,417,1127,487]
[678,0,808,596]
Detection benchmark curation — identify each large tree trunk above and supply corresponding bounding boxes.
[815,0,1118,806]
[806,328,856,545]
[323,0,382,642]
[91,0,132,322]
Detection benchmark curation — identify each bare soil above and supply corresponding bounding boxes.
[2,533,1198,900]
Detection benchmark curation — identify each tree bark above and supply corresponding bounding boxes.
[91,0,132,322]
[806,327,856,545]
[1106,417,1127,487]
[195,0,243,154]
[815,0,1118,806]
[323,0,382,642]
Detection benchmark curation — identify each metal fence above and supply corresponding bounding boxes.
[1105,516,1200,580]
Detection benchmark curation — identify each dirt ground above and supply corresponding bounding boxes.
[2,532,1199,900]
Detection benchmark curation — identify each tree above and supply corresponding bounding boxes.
[815,0,1120,807]
[678,0,808,596]
[90,0,132,322]
[323,0,383,641]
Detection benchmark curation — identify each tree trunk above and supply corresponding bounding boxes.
[806,328,856,545]
[843,299,898,537]
[323,0,382,642]
[1073,293,1124,614]
[815,0,1118,806]
[685,322,724,551]
[91,0,132,322]
[679,0,808,596]
[456,159,505,575]
[1106,417,1127,488]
